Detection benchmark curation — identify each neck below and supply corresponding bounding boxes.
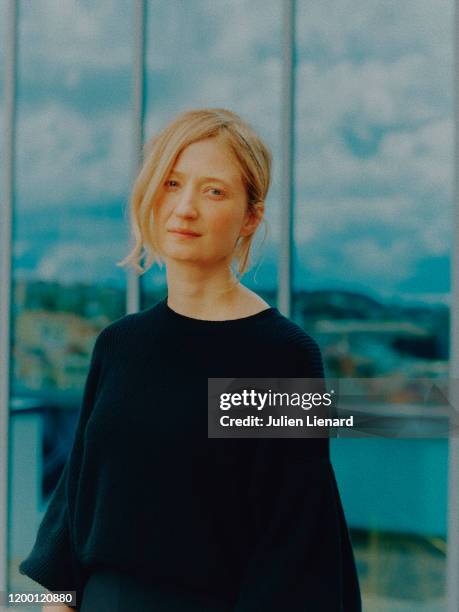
[165,259,244,319]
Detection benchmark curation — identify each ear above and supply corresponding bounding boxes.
[239,201,265,237]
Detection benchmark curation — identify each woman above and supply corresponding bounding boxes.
[19,108,362,611]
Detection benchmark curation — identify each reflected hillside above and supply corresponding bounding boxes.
[11,279,449,394]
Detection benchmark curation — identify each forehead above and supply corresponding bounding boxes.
[171,138,243,185]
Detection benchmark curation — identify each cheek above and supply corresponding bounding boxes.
[153,201,173,233]
[207,208,245,236]
[150,205,169,248]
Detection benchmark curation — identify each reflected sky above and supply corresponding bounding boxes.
[0,0,453,301]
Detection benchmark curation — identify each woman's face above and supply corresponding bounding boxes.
[153,137,260,268]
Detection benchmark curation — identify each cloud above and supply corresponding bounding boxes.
[6,0,453,297]
[14,1,133,120]
[296,0,452,62]
[146,0,281,71]
[19,0,132,72]
[16,103,132,207]
[292,25,453,283]
[34,241,125,285]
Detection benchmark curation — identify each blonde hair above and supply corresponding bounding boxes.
[118,108,272,278]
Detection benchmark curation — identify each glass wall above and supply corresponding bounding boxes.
[140,0,283,308]
[10,0,132,596]
[3,1,454,610]
[0,0,5,194]
[294,1,453,609]
[0,0,8,294]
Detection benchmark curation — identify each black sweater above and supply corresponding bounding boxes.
[19,297,361,611]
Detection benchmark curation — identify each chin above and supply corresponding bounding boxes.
[163,249,204,264]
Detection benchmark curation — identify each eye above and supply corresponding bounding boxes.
[164,179,179,189]
[208,187,225,198]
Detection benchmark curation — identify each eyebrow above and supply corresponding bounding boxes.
[169,169,233,189]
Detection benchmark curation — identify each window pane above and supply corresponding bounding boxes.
[11,0,133,599]
[140,0,283,309]
[295,1,452,609]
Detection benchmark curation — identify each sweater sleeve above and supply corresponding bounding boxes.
[18,327,107,609]
[233,445,344,611]
[232,335,358,611]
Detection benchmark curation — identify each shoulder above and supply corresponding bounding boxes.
[91,307,156,358]
[264,310,321,352]
[263,311,325,376]
[101,308,152,337]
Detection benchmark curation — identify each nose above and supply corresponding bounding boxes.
[174,185,198,219]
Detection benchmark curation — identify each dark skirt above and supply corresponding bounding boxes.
[79,569,233,611]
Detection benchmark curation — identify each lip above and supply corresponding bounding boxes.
[168,229,201,237]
